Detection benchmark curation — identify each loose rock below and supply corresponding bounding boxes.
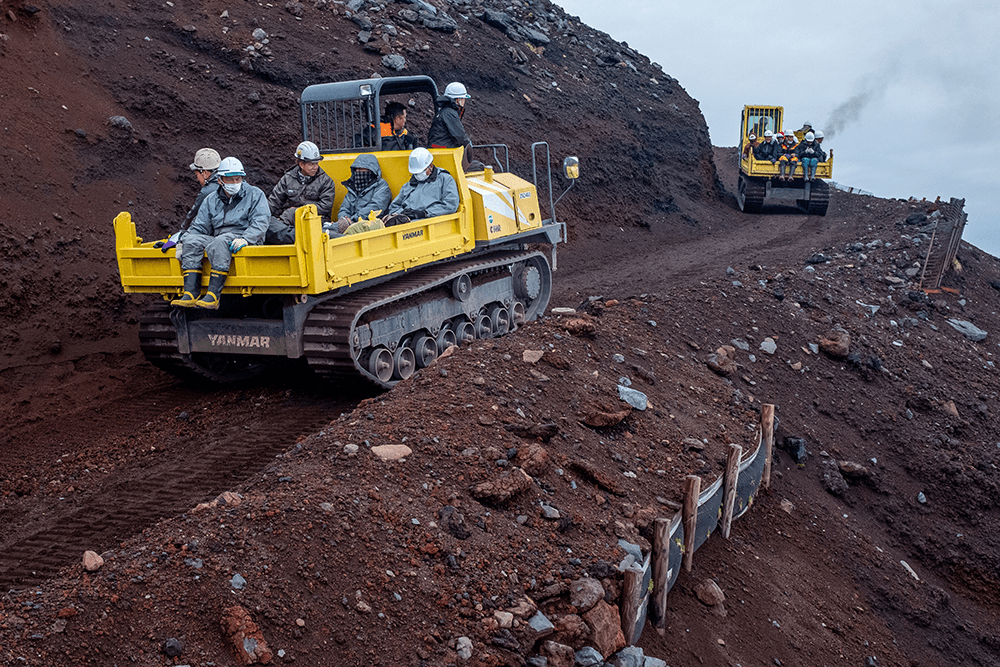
[569,578,605,612]
[371,444,411,461]
[220,605,272,665]
[82,550,104,572]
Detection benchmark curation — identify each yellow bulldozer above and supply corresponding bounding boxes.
[113,76,576,387]
[737,105,832,215]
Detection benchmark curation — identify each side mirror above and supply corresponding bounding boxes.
[562,156,580,180]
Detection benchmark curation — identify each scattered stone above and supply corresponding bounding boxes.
[106,115,133,131]
[220,605,273,665]
[164,638,183,657]
[74,128,87,138]
[371,444,411,461]
[917,491,927,504]
[564,318,597,338]
[780,499,795,514]
[551,307,577,315]
[838,460,870,479]
[683,437,706,451]
[694,579,725,606]
[397,8,419,22]
[583,600,626,658]
[569,578,605,612]
[947,319,987,341]
[508,597,537,619]
[528,611,556,637]
[252,27,268,41]
[806,253,830,264]
[470,466,533,504]
[575,646,604,666]
[355,599,372,613]
[456,636,473,660]
[617,385,648,410]
[523,349,545,363]
[644,657,668,667]
[900,560,920,580]
[82,550,104,572]
[343,443,359,455]
[516,443,551,476]
[820,459,849,496]
[439,505,471,539]
[579,398,631,427]
[540,640,575,667]
[494,611,514,628]
[230,573,247,590]
[780,437,807,464]
[492,628,520,651]
[759,337,777,355]
[610,646,645,667]
[941,401,960,418]
[381,53,405,70]
[818,328,850,358]
[506,421,560,442]
[706,346,738,376]
[541,504,561,519]
[570,458,625,495]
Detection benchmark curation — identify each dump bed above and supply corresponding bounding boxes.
[114,147,556,298]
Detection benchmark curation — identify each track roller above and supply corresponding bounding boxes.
[368,348,394,383]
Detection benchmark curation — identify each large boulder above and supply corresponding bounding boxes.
[582,600,626,658]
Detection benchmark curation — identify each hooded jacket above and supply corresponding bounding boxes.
[795,140,826,163]
[388,166,459,219]
[268,164,336,224]
[427,97,469,149]
[182,173,219,231]
[338,153,393,221]
[754,138,781,162]
[189,182,271,245]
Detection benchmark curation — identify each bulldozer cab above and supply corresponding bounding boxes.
[741,105,783,147]
[300,75,439,153]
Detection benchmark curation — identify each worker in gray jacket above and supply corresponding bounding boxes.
[384,148,459,226]
[266,141,336,244]
[157,147,221,254]
[331,153,392,234]
[172,157,270,309]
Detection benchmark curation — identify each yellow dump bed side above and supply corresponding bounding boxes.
[739,154,833,180]
[115,147,546,297]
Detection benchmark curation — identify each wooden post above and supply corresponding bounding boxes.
[682,475,700,573]
[651,517,670,630]
[762,403,775,491]
[721,444,742,538]
[620,563,643,644]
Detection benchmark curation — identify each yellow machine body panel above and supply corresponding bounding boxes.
[738,104,832,180]
[114,147,546,297]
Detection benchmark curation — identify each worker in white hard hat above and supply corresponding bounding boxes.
[265,141,336,244]
[742,132,760,159]
[156,148,222,254]
[171,156,271,309]
[382,147,459,227]
[813,130,824,145]
[755,129,780,164]
[427,81,475,171]
[795,131,826,181]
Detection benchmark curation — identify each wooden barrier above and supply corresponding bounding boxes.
[721,443,742,539]
[762,403,775,490]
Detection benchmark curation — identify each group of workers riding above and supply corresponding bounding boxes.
[163,81,475,310]
[742,121,828,182]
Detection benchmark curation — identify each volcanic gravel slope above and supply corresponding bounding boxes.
[3,1,1000,667]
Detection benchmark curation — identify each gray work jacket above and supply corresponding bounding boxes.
[388,167,460,218]
[189,183,271,245]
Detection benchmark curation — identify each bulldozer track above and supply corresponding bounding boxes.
[737,176,765,214]
[803,179,830,216]
[0,393,343,591]
[302,248,550,388]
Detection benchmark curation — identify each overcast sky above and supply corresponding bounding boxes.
[557,0,1000,258]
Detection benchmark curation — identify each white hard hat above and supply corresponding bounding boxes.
[444,82,471,99]
[295,141,321,162]
[803,121,813,127]
[408,147,434,174]
[748,133,756,141]
[763,130,773,137]
[814,130,824,138]
[190,147,221,171]
[805,131,815,141]
[217,157,246,177]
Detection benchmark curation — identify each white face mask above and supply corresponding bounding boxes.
[413,169,430,182]
[222,181,242,196]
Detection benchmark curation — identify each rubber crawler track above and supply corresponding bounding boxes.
[302,248,550,387]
